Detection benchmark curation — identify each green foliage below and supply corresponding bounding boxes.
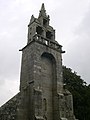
[63,66,90,120]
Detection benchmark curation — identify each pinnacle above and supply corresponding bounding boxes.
[39,3,46,17]
[41,3,45,11]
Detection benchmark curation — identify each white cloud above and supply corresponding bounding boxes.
[63,5,90,84]
[0,78,19,106]
[0,0,90,106]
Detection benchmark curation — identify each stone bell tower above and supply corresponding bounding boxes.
[18,3,76,120]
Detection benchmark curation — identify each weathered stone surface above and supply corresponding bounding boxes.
[0,3,77,120]
[0,93,20,120]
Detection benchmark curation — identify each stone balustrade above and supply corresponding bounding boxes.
[33,34,63,52]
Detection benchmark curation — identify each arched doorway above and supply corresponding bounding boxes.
[41,52,56,120]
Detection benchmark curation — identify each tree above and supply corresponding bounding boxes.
[63,66,90,120]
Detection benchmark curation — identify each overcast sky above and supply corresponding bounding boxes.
[0,0,90,106]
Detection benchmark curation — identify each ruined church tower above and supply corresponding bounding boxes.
[18,3,76,120]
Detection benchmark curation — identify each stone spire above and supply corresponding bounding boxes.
[30,15,35,24]
[39,3,47,17]
[41,3,45,11]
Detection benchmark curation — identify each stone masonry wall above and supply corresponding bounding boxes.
[0,93,20,120]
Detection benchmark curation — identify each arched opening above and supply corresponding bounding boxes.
[41,52,56,120]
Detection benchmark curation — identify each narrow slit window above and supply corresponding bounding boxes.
[43,98,47,111]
